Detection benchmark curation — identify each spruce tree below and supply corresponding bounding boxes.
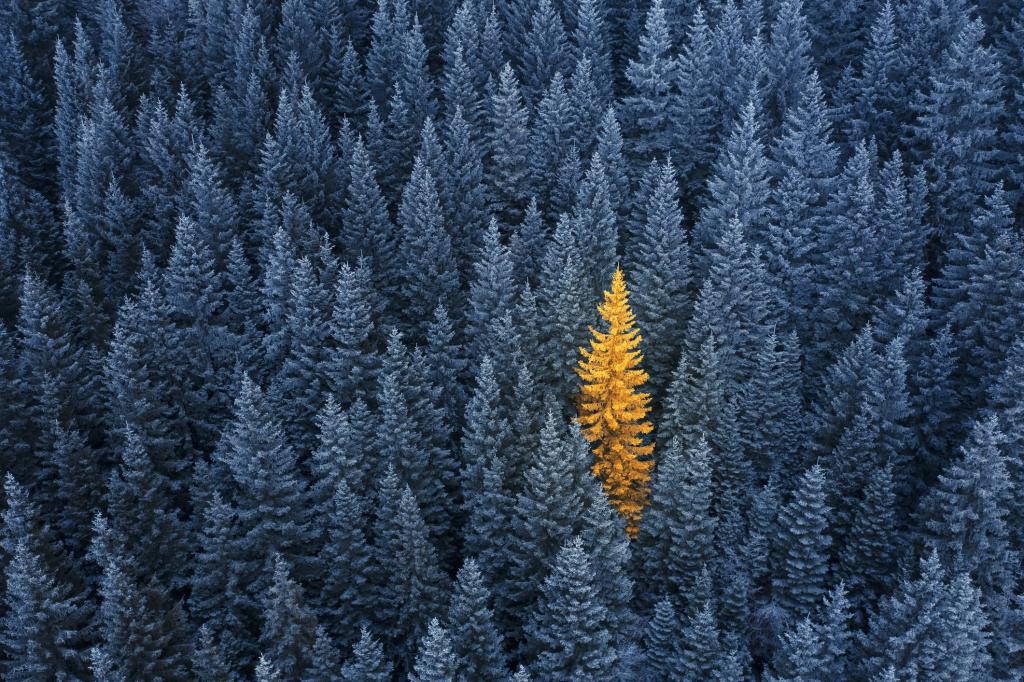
[623,0,677,165]
[627,160,691,402]
[487,64,532,227]
[409,618,459,682]
[447,559,507,680]
[341,628,392,682]
[524,537,618,680]
[259,554,319,678]
[773,464,832,619]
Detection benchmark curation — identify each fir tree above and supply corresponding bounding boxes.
[259,555,319,677]
[643,596,684,680]
[627,160,691,402]
[341,628,393,682]
[773,464,832,619]
[623,0,677,165]
[447,558,507,680]
[409,618,459,682]
[635,437,717,612]
[373,477,449,671]
[524,537,618,680]
[487,64,532,227]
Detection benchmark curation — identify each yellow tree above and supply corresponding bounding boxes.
[576,266,654,537]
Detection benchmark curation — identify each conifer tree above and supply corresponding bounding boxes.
[773,464,832,618]
[635,436,717,611]
[627,160,691,402]
[397,156,461,336]
[623,0,677,165]
[260,555,319,677]
[680,601,726,681]
[447,558,507,680]
[862,551,993,681]
[524,536,618,680]
[373,477,449,670]
[1,480,91,681]
[341,628,392,682]
[487,64,532,227]
[908,17,1004,255]
[318,479,375,648]
[643,596,684,680]
[577,267,654,536]
[409,618,459,682]
[91,516,192,681]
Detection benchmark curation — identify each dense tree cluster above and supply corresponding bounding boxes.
[1,0,1023,679]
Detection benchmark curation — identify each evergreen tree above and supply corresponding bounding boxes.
[1,479,91,681]
[861,551,993,681]
[447,558,507,680]
[397,156,461,336]
[524,537,618,680]
[304,624,344,682]
[373,477,449,671]
[623,0,677,165]
[635,437,717,612]
[212,375,316,661]
[908,17,1004,256]
[773,464,832,619]
[627,160,691,401]
[318,479,375,648]
[521,0,571,100]
[410,618,459,682]
[91,516,192,681]
[259,555,319,677]
[643,596,684,680]
[680,601,726,681]
[341,628,392,682]
[487,64,532,227]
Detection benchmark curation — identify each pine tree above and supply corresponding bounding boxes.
[1,480,91,680]
[765,0,814,128]
[259,554,319,677]
[447,559,507,680]
[773,464,832,619]
[908,17,1003,256]
[487,64,532,227]
[212,375,316,660]
[862,551,993,681]
[373,477,449,671]
[577,267,654,536]
[627,160,691,402]
[839,463,898,615]
[341,628,392,682]
[525,537,618,680]
[91,516,192,681]
[318,479,375,648]
[397,155,461,336]
[324,261,379,407]
[919,416,1018,672]
[521,0,571,100]
[505,410,592,637]
[635,437,717,612]
[623,0,677,165]
[105,426,187,590]
[341,139,400,309]
[303,624,344,682]
[643,596,684,680]
[680,601,726,680]
[466,220,517,366]
[409,618,459,682]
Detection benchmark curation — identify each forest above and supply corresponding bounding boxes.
[1,0,1023,679]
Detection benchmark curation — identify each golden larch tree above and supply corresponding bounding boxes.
[576,266,654,537]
